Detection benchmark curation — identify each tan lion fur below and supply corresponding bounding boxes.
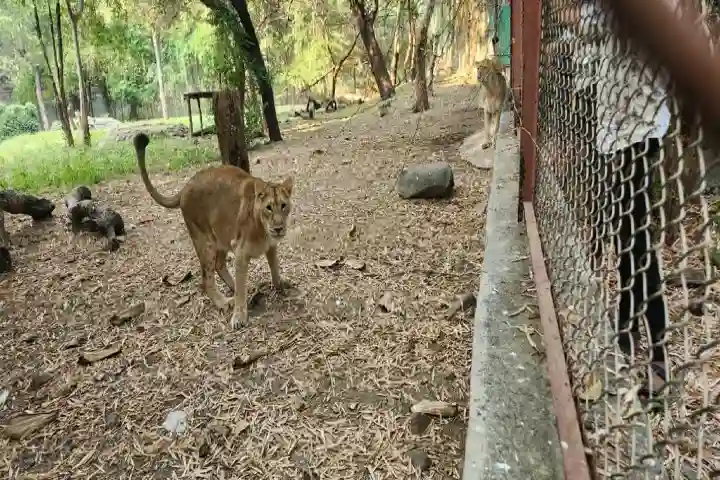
[476,57,509,149]
[133,133,294,329]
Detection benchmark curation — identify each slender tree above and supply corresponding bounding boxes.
[66,0,90,145]
[349,0,395,99]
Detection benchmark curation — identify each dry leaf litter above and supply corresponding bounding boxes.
[0,83,491,479]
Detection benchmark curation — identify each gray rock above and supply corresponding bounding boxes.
[397,162,454,199]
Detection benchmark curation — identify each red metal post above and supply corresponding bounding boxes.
[520,0,542,202]
[510,0,523,121]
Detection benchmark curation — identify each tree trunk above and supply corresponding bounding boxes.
[330,33,360,100]
[413,0,437,113]
[213,90,250,173]
[66,0,90,146]
[33,65,50,130]
[98,76,113,117]
[228,0,282,142]
[390,1,403,85]
[85,75,94,117]
[32,0,73,146]
[427,38,440,96]
[129,102,139,121]
[403,0,416,82]
[351,0,395,100]
[151,29,169,120]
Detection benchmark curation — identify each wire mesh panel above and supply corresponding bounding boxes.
[533,0,720,477]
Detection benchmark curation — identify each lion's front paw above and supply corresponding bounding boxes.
[230,308,247,330]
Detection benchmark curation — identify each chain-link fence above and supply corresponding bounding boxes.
[515,0,720,477]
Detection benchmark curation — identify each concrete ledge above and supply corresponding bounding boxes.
[461,123,564,479]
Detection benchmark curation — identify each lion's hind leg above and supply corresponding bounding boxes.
[186,221,232,311]
[216,250,235,293]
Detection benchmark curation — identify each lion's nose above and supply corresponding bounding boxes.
[273,226,284,235]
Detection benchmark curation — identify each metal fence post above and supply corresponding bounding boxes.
[520,0,541,203]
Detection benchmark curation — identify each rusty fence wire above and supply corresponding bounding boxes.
[521,0,720,477]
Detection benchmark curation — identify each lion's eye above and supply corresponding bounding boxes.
[281,203,287,210]
[266,205,272,212]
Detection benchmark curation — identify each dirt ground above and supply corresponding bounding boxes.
[0,83,490,479]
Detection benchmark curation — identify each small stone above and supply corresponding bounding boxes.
[397,162,454,199]
[409,412,432,435]
[408,449,432,471]
[162,410,188,435]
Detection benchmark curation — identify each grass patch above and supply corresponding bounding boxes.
[0,129,218,193]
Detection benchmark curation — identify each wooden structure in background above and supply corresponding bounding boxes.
[183,91,215,138]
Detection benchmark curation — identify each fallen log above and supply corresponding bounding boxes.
[0,231,11,274]
[65,186,125,251]
[0,190,55,221]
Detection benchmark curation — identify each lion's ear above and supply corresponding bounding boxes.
[282,176,294,194]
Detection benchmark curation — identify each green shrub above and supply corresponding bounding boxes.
[0,103,40,141]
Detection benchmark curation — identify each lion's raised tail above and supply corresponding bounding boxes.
[133,133,181,209]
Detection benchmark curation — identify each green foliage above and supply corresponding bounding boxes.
[0,128,217,192]
[0,103,40,141]
[11,65,54,105]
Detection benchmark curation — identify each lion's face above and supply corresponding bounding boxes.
[256,177,293,239]
[476,58,502,81]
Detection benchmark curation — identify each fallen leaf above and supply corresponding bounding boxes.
[344,259,366,270]
[578,374,603,402]
[109,302,145,326]
[315,258,340,269]
[0,389,8,408]
[78,344,122,365]
[410,400,458,417]
[234,419,250,434]
[144,437,171,454]
[233,351,267,370]
[175,295,191,307]
[348,224,357,237]
[3,411,58,440]
[63,336,87,349]
[162,271,193,286]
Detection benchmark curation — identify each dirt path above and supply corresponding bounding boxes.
[0,83,490,479]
